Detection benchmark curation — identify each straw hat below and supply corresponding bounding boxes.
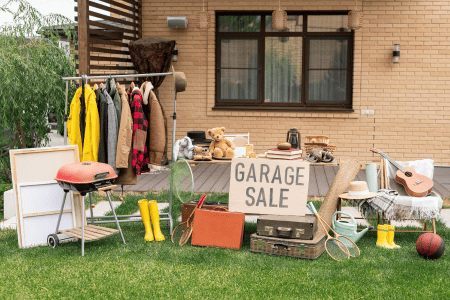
[339,181,378,200]
[174,71,187,93]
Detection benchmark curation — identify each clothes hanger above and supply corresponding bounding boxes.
[93,84,98,90]
[99,82,104,89]
[130,82,135,89]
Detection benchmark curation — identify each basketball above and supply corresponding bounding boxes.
[416,233,445,259]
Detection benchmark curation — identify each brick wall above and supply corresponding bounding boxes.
[140,0,450,165]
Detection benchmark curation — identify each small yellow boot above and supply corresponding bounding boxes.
[138,199,154,241]
[149,200,165,241]
[376,224,393,249]
[387,224,401,249]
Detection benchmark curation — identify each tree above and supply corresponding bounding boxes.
[0,0,77,181]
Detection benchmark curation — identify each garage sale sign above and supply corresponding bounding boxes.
[229,158,310,216]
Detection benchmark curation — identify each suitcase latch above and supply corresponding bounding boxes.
[295,228,305,238]
[277,227,292,238]
[265,226,274,235]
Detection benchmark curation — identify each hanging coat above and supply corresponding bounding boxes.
[101,86,119,175]
[97,89,109,164]
[115,82,133,168]
[130,87,149,175]
[68,85,100,161]
[106,77,122,130]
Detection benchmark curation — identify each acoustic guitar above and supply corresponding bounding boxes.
[370,148,433,197]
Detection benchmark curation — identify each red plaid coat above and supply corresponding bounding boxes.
[130,89,149,175]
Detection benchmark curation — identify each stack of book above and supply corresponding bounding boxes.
[265,148,303,160]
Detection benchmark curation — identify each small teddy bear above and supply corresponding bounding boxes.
[207,127,236,158]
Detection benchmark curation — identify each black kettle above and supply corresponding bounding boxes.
[286,127,301,149]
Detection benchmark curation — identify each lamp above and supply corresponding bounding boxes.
[272,0,287,30]
[393,44,400,63]
[348,0,363,30]
[172,43,178,62]
[196,0,211,30]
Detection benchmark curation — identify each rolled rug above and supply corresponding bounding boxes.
[316,158,361,237]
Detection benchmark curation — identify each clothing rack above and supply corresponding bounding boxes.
[62,72,178,233]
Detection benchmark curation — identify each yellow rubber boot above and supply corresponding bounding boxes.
[149,200,165,241]
[376,224,393,249]
[138,199,154,241]
[387,224,401,249]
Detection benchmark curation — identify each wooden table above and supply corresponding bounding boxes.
[187,158,340,166]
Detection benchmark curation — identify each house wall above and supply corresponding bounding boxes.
[141,0,450,165]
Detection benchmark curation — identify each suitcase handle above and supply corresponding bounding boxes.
[272,243,290,251]
[277,227,292,237]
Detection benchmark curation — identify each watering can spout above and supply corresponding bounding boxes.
[332,212,373,245]
[353,227,371,243]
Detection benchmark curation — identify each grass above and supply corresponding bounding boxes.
[0,192,449,299]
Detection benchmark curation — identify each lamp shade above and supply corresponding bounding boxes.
[272,9,287,30]
[197,11,211,30]
[348,10,363,30]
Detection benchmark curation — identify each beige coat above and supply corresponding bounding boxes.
[115,82,133,168]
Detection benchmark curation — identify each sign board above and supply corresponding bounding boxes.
[229,158,310,216]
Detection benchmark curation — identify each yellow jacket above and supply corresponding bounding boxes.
[68,85,100,161]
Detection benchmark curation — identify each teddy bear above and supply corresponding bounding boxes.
[207,127,236,158]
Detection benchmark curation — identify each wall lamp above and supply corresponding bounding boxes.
[393,44,400,63]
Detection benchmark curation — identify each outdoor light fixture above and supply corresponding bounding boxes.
[348,0,363,30]
[196,0,211,30]
[272,0,287,30]
[172,43,178,62]
[393,44,400,63]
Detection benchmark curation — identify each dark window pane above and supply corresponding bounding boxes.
[265,15,303,32]
[220,39,258,69]
[220,69,258,100]
[264,37,302,103]
[218,16,261,32]
[309,39,348,69]
[307,15,350,32]
[308,70,347,103]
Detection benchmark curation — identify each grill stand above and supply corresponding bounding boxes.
[53,185,125,256]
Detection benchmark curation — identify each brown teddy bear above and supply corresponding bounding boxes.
[207,127,236,158]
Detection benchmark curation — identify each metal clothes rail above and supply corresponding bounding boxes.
[62,72,179,234]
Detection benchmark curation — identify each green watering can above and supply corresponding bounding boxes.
[332,212,373,247]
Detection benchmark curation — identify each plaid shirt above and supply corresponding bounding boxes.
[130,90,149,175]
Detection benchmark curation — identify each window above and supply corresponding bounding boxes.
[215,12,353,110]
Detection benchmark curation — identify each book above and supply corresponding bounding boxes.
[265,153,303,160]
[267,148,302,155]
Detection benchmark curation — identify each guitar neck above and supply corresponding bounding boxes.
[376,150,407,174]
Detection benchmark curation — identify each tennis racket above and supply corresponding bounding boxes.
[171,194,206,245]
[307,202,351,261]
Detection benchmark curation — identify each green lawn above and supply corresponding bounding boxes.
[0,191,448,299]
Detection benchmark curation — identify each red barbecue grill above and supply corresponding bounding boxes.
[49,161,126,256]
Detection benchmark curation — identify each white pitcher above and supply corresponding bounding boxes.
[365,163,381,193]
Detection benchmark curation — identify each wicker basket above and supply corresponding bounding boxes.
[348,10,363,30]
[272,10,287,30]
[197,11,211,30]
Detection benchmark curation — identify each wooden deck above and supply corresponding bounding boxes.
[115,165,450,198]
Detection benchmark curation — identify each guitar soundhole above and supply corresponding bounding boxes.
[405,171,413,177]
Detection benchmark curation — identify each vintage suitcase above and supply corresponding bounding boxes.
[250,233,326,260]
[257,215,318,240]
[181,201,228,230]
[191,209,245,250]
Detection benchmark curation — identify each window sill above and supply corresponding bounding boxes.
[212,105,354,113]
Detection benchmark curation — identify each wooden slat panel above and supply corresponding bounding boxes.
[81,228,104,238]
[89,29,137,41]
[323,166,336,187]
[112,0,138,6]
[96,0,138,13]
[308,166,319,196]
[90,47,129,55]
[88,225,119,233]
[210,164,231,193]
[222,177,231,193]
[90,56,132,63]
[90,20,138,35]
[138,0,142,38]
[89,1,137,20]
[141,171,170,192]
[62,228,94,240]
[130,173,162,192]
[198,164,229,192]
[89,65,135,70]
[150,171,173,191]
[90,37,130,48]
[78,0,89,76]
[89,11,137,28]
[355,170,366,181]
[314,166,329,197]
[194,164,221,192]
[23,209,72,218]
[432,181,449,198]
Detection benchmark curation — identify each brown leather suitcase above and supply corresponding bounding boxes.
[250,233,326,260]
[181,201,228,230]
[257,215,318,240]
